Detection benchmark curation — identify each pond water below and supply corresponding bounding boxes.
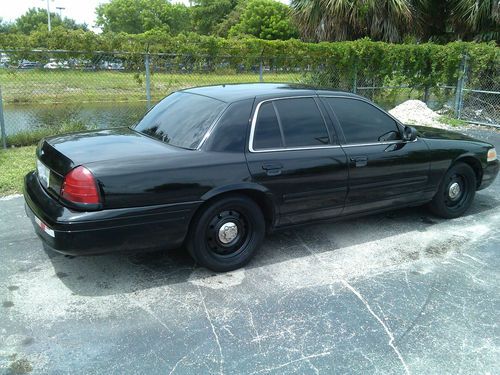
[3,101,151,135]
[2,93,449,136]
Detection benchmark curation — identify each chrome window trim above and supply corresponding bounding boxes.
[319,94,419,145]
[342,138,418,148]
[319,95,405,130]
[271,101,286,147]
[248,95,418,153]
[196,103,231,150]
[250,144,343,153]
[249,96,334,153]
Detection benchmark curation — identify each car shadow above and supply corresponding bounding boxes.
[46,191,499,297]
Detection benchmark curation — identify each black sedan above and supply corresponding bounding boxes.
[24,84,499,271]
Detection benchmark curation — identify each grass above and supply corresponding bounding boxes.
[438,116,467,127]
[0,69,302,104]
[0,146,36,195]
[6,121,92,147]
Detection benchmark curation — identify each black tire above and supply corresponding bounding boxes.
[428,162,477,219]
[186,195,265,272]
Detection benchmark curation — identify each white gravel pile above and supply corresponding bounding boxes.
[389,100,446,128]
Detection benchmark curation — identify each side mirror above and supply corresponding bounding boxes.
[403,126,417,142]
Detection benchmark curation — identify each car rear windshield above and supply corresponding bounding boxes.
[133,92,227,149]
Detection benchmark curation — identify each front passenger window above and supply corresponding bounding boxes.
[325,98,401,144]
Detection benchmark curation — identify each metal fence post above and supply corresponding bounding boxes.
[0,86,7,149]
[259,58,264,83]
[454,55,468,119]
[145,53,152,109]
[423,86,430,104]
[352,64,357,94]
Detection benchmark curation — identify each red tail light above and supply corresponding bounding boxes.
[61,166,100,205]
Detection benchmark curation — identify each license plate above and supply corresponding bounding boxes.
[36,159,50,187]
[34,215,55,237]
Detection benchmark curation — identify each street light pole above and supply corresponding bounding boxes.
[56,7,65,18]
[44,0,52,32]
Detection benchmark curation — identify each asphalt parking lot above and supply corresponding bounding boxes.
[1,128,499,375]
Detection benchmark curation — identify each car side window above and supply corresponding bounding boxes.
[274,98,330,147]
[253,102,283,150]
[325,97,401,144]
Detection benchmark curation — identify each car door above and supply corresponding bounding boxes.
[245,96,349,225]
[321,96,431,215]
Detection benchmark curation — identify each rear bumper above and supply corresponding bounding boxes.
[24,171,201,255]
[478,159,499,191]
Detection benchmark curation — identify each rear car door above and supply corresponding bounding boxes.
[321,96,431,215]
[245,96,349,225]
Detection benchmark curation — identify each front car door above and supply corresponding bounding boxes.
[245,96,349,225]
[321,96,432,215]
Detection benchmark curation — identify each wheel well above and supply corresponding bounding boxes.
[194,189,276,232]
[455,156,482,188]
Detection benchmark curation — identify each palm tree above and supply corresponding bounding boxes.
[290,0,416,42]
[448,0,499,41]
[290,0,500,42]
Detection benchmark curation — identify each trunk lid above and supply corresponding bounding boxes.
[36,127,182,200]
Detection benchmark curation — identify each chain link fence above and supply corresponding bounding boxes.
[460,61,500,126]
[0,50,498,148]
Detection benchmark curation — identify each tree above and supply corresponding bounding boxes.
[229,0,298,40]
[439,0,499,41]
[15,8,87,34]
[191,0,240,35]
[0,18,15,33]
[291,0,500,42]
[96,0,191,35]
[290,0,415,42]
[213,2,247,37]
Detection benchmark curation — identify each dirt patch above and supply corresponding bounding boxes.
[425,236,468,257]
[8,358,33,374]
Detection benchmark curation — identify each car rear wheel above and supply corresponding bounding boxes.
[186,195,265,272]
[428,162,476,219]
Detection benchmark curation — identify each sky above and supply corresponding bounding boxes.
[1,0,290,31]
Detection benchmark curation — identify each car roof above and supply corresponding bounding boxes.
[180,83,361,103]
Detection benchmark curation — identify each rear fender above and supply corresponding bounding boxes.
[200,183,280,229]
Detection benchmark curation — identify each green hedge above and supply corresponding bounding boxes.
[1,28,498,88]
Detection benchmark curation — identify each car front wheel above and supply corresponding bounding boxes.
[428,162,477,219]
[186,195,265,272]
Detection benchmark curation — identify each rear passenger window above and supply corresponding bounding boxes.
[325,97,401,144]
[253,102,283,150]
[274,98,330,147]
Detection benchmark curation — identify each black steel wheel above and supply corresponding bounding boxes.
[187,195,265,272]
[428,162,476,218]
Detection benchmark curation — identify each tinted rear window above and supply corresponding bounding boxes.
[274,98,329,147]
[253,102,283,150]
[134,92,226,149]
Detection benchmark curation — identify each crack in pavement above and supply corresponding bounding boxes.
[296,233,411,375]
[397,278,437,344]
[250,351,332,374]
[126,294,173,334]
[197,285,224,375]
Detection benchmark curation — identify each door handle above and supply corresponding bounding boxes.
[262,163,283,170]
[262,162,283,176]
[350,156,368,167]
